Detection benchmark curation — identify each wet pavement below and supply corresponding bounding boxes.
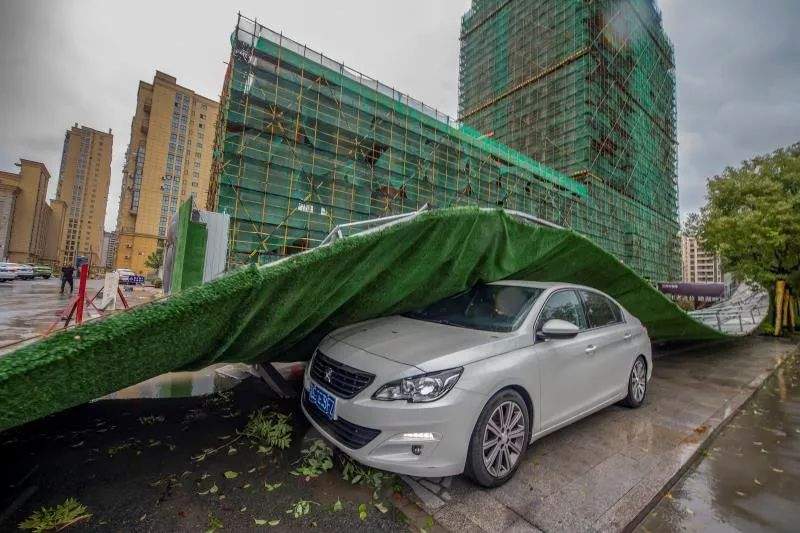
[0,278,161,354]
[637,351,800,533]
[404,337,798,532]
[104,364,248,400]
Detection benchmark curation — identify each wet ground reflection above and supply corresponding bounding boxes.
[638,352,800,532]
[103,364,251,399]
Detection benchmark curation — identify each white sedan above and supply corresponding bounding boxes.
[302,281,652,487]
[115,268,137,284]
[0,262,17,282]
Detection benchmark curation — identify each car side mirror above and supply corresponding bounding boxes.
[539,319,580,340]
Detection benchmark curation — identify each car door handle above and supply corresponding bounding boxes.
[623,332,633,340]
[585,345,597,354]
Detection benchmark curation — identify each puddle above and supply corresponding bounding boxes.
[103,364,251,400]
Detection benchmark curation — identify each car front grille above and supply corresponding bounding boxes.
[302,391,381,449]
[309,350,375,399]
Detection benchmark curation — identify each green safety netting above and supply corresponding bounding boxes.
[0,208,723,430]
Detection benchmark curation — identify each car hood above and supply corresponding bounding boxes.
[328,315,529,371]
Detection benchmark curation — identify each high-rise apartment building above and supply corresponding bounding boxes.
[99,230,118,269]
[458,0,679,281]
[55,124,113,266]
[0,159,52,263]
[681,235,722,284]
[114,71,219,274]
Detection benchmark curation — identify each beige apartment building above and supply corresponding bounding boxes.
[55,124,113,266]
[0,159,52,263]
[681,235,723,283]
[114,71,218,274]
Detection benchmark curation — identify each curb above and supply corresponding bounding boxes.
[623,347,797,531]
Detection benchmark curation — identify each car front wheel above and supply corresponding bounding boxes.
[465,389,529,487]
[622,356,647,408]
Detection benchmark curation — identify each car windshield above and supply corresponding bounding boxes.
[404,284,545,332]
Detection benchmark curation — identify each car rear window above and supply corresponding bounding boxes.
[580,290,623,328]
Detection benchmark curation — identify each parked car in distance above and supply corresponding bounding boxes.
[115,268,138,285]
[33,265,53,279]
[302,281,652,487]
[14,264,35,280]
[0,262,16,282]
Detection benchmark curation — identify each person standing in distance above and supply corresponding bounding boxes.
[60,264,74,294]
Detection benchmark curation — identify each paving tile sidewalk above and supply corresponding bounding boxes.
[401,336,798,533]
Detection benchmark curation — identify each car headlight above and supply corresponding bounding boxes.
[372,367,463,403]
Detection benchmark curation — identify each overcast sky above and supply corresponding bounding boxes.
[1,0,798,231]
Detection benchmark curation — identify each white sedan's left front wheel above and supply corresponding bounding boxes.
[465,389,529,487]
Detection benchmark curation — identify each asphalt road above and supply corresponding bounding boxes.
[0,277,159,354]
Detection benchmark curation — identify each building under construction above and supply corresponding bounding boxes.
[459,0,679,280]
[209,3,679,281]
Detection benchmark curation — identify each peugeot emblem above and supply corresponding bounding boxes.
[324,368,333,383]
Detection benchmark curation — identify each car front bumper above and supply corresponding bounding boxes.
[301,376,486,478]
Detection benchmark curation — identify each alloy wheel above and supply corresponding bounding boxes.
[631,358,646,403]
[482,400,526,478]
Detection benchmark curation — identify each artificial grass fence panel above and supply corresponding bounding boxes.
[0,208,723,430]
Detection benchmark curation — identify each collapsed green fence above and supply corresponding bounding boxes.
[0,208,723,430]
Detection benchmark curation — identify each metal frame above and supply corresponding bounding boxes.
[318,205,563,248]
[319,204,432,247]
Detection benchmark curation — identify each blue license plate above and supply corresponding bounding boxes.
[308,383,336,420]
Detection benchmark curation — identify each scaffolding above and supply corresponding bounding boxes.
[208,14,587,266]
[209,6,678,281]
[459,0,679,281]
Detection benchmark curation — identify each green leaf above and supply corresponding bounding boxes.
[254,518,267,525]
[268,520,280,526]
[198,483,218,495]
[332,498,343,512]
[224,471,239,479]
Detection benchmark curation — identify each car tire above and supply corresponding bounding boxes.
[622,356,647,408]
[465,389,530,488]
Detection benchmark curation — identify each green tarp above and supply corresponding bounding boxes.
[0,208,723,430]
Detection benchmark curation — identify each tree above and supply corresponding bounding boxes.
[699,142,800,334]
[144,243,164,271]
[681,212,701,237]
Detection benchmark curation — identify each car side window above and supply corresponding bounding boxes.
[536,290,588,331]
[580,290,621,328]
